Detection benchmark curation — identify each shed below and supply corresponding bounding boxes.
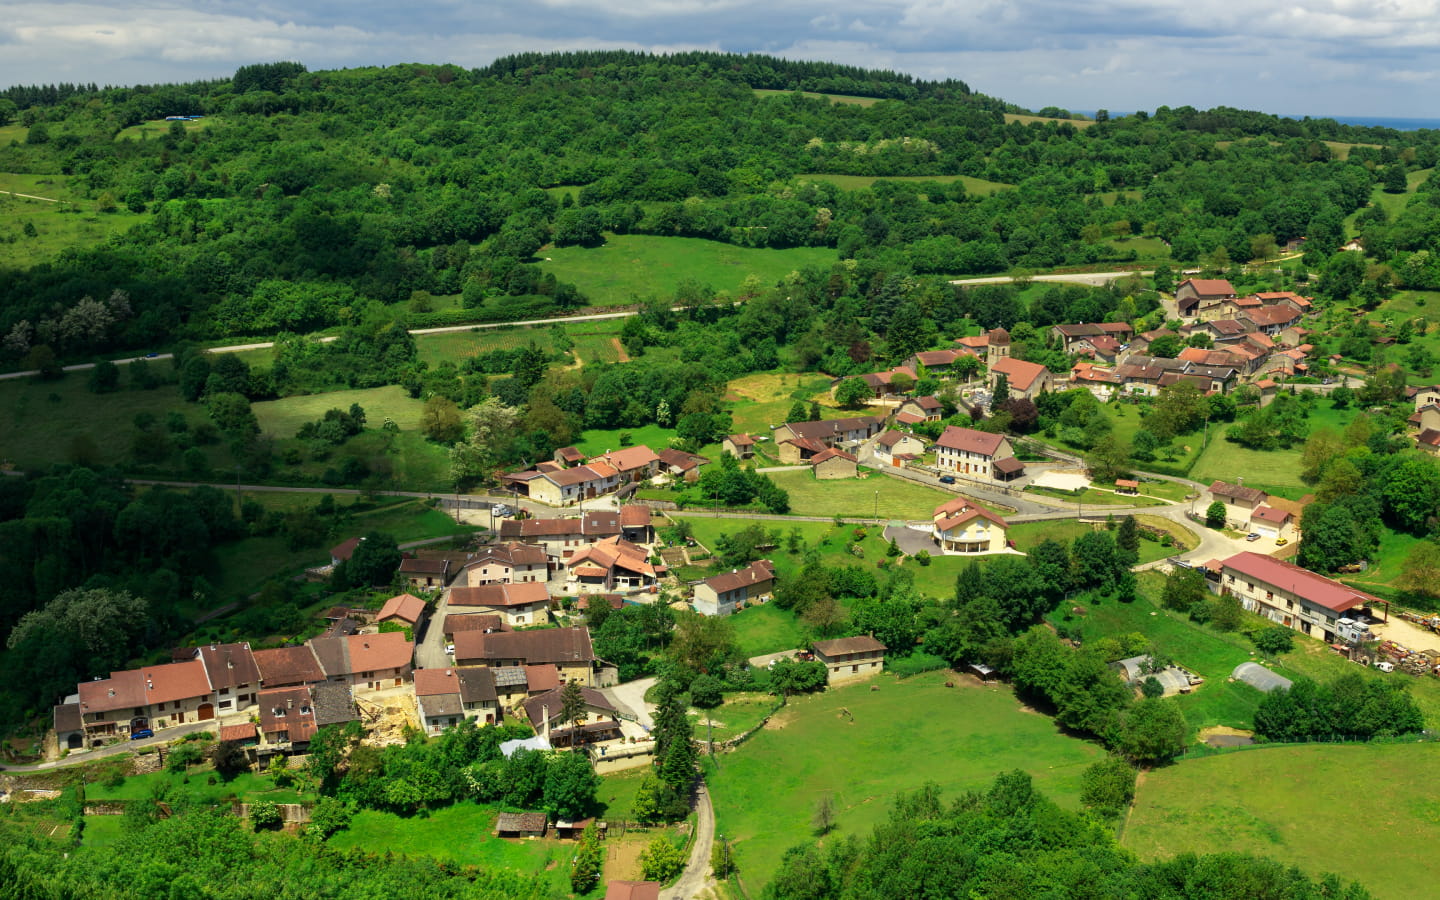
[495,811,548,838]
[1232,662,1293,693]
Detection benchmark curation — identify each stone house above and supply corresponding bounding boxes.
[811,636,887,685]
[933,426,1018,480]
[693,559,776,617]
[448,581,552,628]
[810,447,859,479]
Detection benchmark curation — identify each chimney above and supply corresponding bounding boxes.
[287,698,293,709]
[542,704,551,743]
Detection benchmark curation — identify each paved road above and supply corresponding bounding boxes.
[1,719,216,772]
[664,778,718,900]
[604,677,656,729]
[951,269,1152,288]
[415,586,454,671]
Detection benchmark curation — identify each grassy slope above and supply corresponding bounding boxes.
[1125,743,1438,900]
[752,89,882,107]
[796,173,1013,196]
[0,172,148,267]
[1004,113,1095,129]
[538,234,836,307]
[1188,402,1358,498]
[706,671,1105,891]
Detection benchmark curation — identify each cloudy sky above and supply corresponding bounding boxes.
[3,0,1438,119]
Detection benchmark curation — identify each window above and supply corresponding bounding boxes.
[1266,591,1273,601]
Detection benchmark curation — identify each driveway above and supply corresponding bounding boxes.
[663,778,718,900]
[415,590,453,670]
[604,677,656,729]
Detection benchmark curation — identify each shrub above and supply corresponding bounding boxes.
[915,550,932,567]
[888,652,948,678]
[640,835,686,882]
[1079,756,1137,819]
[249,801,283,830]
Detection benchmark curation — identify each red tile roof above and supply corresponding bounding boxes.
[1222,552,1376,613]
[450,582,551,609]
[252,645,325,686]
[377,593,426,626]
[810,447,857,466]
[139,660,212,706]
[619,505,652,527]
[1251,505,1291,524]
[932,496,1009,531]
[220,723,257,743]
[935,425,1005,456]
[345,631,413,673]
[1178,278,1236,297]
[812,636,887,656]
[989,356,1048,391]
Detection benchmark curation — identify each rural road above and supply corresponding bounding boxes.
[2,191,67,203]
[664,778,718,900]
[604,677,656,729]
[0,719,217,772]
[0,309,656,381]
[951,269,1152,288]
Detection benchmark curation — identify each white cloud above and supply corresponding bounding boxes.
[0,0,1435,118]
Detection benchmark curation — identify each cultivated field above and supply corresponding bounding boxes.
[1125,743,1438,900]
[706,670,1106,892]
[538,234,837,307]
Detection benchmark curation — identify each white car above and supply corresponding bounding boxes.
[445,643,455,656]
[1374,660,1394,673]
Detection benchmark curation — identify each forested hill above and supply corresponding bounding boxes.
[1,52,1438,364]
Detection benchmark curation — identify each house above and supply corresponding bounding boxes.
[1070,361,1124,400]
[855,365,918,398]
[1208,481,1269,527]
[1408,404,1440,434]
[988,356,1051,400]
[1220,551,1383,643]
[811,447,859,479]
[933,426,1019,480]
[311,681,359,731]
[442,613,505,642]
[1417,429,1440,455]
[516,463,622,507]
[606,882,661,900]
[414,666,502,732]
[618,504,654,544]
[220,722,259,749]
[329,537,362,567]
[1175,278,1236,318]
[864,430,926,467]
[590,445,661,483]
[258,686,319,746]
[1249,505,1295,541]
[657,448,708,482]
[251,645,326,688]
[499,511,622,561]
[564,537,658,594]
[811,636,887,685]
[895,395,944,424]
[554,446,585,467]
[1050,323,1133,353]
[193,642,261,717]
[1123,326,1177,358]
[1072,334,1123,364]
[906,348,967,374]
[524,663,562,696]
[449,581,552,627]
[376,593,427,630]
[309,631,414,694]
[931,496,1009,553]
[693,559,776,617]
[453,627,598,686]
[398,557,451,589]
[492,665,533,708]
[723,434,757,459]
[523,685,621,747]
[460,542,550,586]
[772,416,886,454]
[1240,305,1303,336]
[776,435,829,464]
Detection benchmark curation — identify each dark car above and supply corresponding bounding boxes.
[938,475,956,484]
[130,728,154,740]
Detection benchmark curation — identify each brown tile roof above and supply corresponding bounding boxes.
[399,557,451,576]
[812,636,888,656]
[252,645,325,687]
[525,664,561,693]
[377,593,427,626]
[414,667,466,697]
[1419,429,1440,448]
[657,448,708,472]
[194,642,260,691]
[811,447,857,466]
[1209,480,1268,505]
[450,582,551,609]
[500,513,621,540]
[544,465,612,488]
[592,445,660,473]
[345,632,413,673]
[989,356,1047,391]
[465,542,549,570]
[1251,505,1291,524]
[329,537,361,561]
[140,660,213,706]
[79,670,147,715]
[781,416,885,442]
[310,682,358,727]
[524,685,617,729]
[308,636,351,679]
[913,349,962,366]
[955,334,989,349]
[992,456,1025,474]
[220,723,258,743]
[444,613,505,635]
[895,411,924,425]
[258,686,318,743]
[933,497,1009,532]
[935,425,1005,456]
[605,882,661,900]
[726,433,755,447]
[455,627,595,667]
[556,446,585,464]
[619,504,653,527]
[53,703,82,733]
[703,559,776,595]
[1222,551,1376,613]
[1179,278,1236,297]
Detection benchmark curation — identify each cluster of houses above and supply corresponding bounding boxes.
[1204,479,1311,541]
[1407,385,1440,454]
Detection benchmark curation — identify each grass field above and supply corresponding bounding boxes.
[415,325,561,368]
[1188,402,1358,498]
[729,602,813,659]
[1004,113,1094,129]
[796,172,1013,196]
[115,117,220,141]
[765,469,953,520]
[0,375,224,471]
[706,670,1106,891]
[1125,743,1438,900]
[695,691,779,742]
[0,172,148,266]
[565,319,628,365]
[252,386,428,436]
[539,234,837,308]
[331,802,573,893]
[752,89,882,107]
[86,768,311,805]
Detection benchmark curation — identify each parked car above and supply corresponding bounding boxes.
[1246,533,1261,541]
[938,475,956,484]
[1375,661,1395,673]
[445,643,455,656]
[492,504,513,518]
[130,728,154,740]
[1275,537,1288,546]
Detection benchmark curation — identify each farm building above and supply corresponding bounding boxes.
[1232,662,1293,693]
[1112,656,1196,696]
